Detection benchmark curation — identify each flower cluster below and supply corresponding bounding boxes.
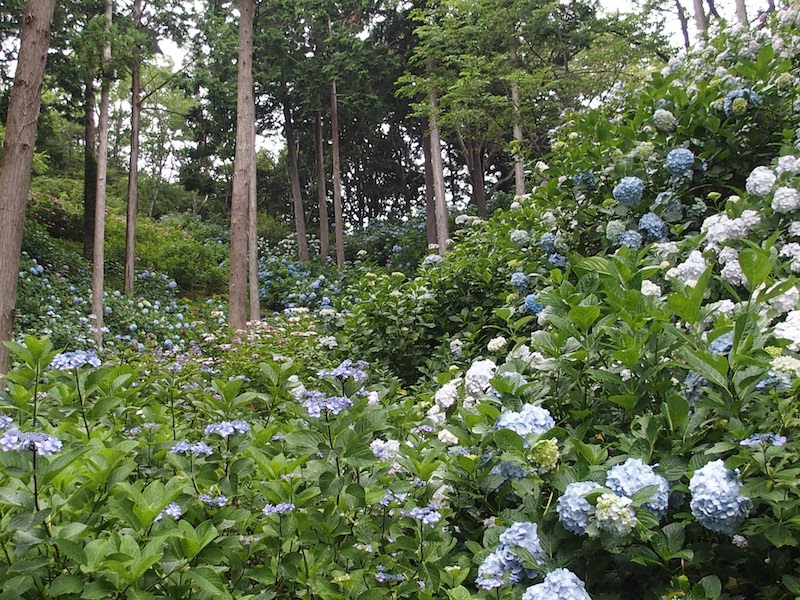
[689,460,751,534]
[199,494,228,507]
[772,186,800,213]
[379,490,408,506]
[0,429,63,456]
[477,522,543,590]
[612,177,644,206]
[522,568,592,600]
[723,88,762,118]
[540,233,556,254]
[740,432,787,447]
[402,503,441,526]
[511,272,529,291]
[51,350,101,370]
[171,441,214,456]
[606,458,670,518]
[652,108,677,131]
[594,493,637,537]
[434,380,459,409]
[619,230,643,249]
[155,503,182,521]
[745,166,776,198]
[495,404,555,440]
[370,438,400,460]
[318,359,368,382]
[204,420,250,438]
[524,294,544,315]
[638,212,667,241]
[465,359,496,396]
[263,502,295,515]
[665,148,695,177]
[511,229,531,248]
[557,481,603,535]
[301,390,353,418]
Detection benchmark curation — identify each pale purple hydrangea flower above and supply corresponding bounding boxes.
[0,429,63,456]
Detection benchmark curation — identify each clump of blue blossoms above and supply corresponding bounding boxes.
[0,429,63,456]
[511,272,529,291]
[403,503,441,526]
[724,88,762,118]
[204,420,250,438]
[199,494,228,507]
[524,294,545,315]
[639,212,668,241]
[171,441,214,456]
[619,230,643,249]
[689,460,751,534]
[573,170,596,190]
[375,566,405,583]
[549,253,568,268]
[606,458,670,518]
[612,176,644,206]
[522,568,592,600]
[476,522,543,590]
[301,390,353,418]
[495,404,555,441]
[263,502,295,515]
[557,481,603,535]
[318,359,368,382]
[540,233,556,254]
[155,503,182,521]
[740,432,787,447]
[51,350,101,370]
[666,148,695,177]
[0,415,13,430]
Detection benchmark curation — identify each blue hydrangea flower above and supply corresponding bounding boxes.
[318,359,368,382]
[301,391,353,418]
[613,177,644,206]
[155,502,182,521]
[573,170,596,190]
[740,433,787,447]
[495,404,555,441]
[666,148,695,177]
[0,429,63,456]
[375,566,405,583]
[619,230,643,249]
[51,350,101,370]
[522,568,592,600]
[511,272,529,291]
[524,294,545,315]
[638,212,668,241]
[498,522,543,567]
[549,253,568,268]
[0,416,13,430]
[199,494,228,507]
[476,522,543,590]
[724,88,762,118]
[557,481,602,535]
[540,233,557,254]
[403,503,441,526]
[477,549,515,589]
[689,460,751,534]
[490,460,530,481]
[171,441,214,456]
[263,502,295,515]
[606,458,670,518]
[204,421,250,438]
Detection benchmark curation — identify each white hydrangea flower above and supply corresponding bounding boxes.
[427,404,446,425]
[701,211,761,247]
[641,280,662,297]
[789,222,800,238]
[708,299,736,316]
[487,337,507,352]
[776,155,800,176]
[437,429,459,445]
[746,166,777,198]
[594,493,637,537]
[775,310,800,351]
[771,355,800,378]
[434,380,460,409]
[772,187,800,213]
[465,359,497,396]
[450,338,464,357]
[671,251,707,287]
[651,242,680,260]
[767,284,799,314]
[721,260,747,287]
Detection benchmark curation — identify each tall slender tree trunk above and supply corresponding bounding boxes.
[421,129,437,245]
[248,134,259,323]
[469,148,487,218]
[91,0,112,349]
[0,0,56,375]
[82,76,97,260]
[426,72,449,254]
[314,111,330,260]
[705,0,719,19]
[149,128,167,217]
[112,97,124,168]
[735,0,748,25]
[510,39,525,196]
[228,0,256,331]
[330,79,345,265]
[692,0,708,38]
[283,99,309,262]
[675,0,691,50]
[124,0,142,294]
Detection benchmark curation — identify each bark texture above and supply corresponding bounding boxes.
[421,129,437,245]
[427,83,449,254]
[283,100,309,262]
[315,112,330,260]
[123,0,143,294]
[82,77,97,260]
[330,79,345,265]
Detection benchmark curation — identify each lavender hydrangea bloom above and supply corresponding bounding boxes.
[263,502,295,515]
[619,230,643,249]
[522,568,592,600]
[613,177,644,206]
[0,415,13,430]
[724,88,762,118]
[301,390,353,418]
[557,481,603,535]
[171,441,214,456]
[639,212,668,241]
[155,503,182,521]
[318,359,369,382]
[199,494,228,507]
[375,566,405,583]
[511,272,529,291]
[495,404,555,441]
[403,504,441,526]
[740,433,787,447]
[204,420,250,438]
[666,148,695,177]
[477,549,517,589]
[379,490,408,507]
[498,522,543,565]
[0,429,63,456]
[689,460,751,534]
[540,233,557,254]
[51,350,101,370]
[524,294,545,315]
[573,170,596,190]
[549,253,568,268]
[476,522,543,589]
[606,458,670,518]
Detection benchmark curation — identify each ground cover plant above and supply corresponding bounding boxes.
[3,7,800,600]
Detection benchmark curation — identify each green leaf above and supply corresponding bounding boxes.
[187,567,233,599]
[49,575,83,596]
[738,248,772,290]
[699,575,721,599]
[494,429,524,454]
[782,574,800,595]
[568,305,601,332]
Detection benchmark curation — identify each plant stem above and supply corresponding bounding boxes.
[74,368,91,440]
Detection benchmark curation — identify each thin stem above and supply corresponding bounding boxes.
[32,449,41,512]
[74,369,91,440]
[275,514,283,588]
[32,363,40,427]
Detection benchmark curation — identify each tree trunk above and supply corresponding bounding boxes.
[469,148,487,218]
[112,97,124,168]
[692,0,708,38]
[705,0,719,19]
[82,76,97,260]
[330,79,345,265]
[283,99,309,262]
[427,76,449,254]
[248,142,259,323]
[123,0,143,294]
[228,0,255,331]
[510,39,525,197]
[735,0,748,25]
[0,0,56,376]
[675,0,691,50]
[149,128,167,217]
[91,0,112,349]
[314,111,329,261]
[421,128,437,245]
